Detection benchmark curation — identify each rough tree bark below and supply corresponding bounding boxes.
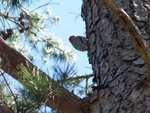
[82,0,150,113]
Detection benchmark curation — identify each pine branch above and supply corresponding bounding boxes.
[0,37,84,113]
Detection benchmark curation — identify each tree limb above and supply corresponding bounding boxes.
[0,37,84,113]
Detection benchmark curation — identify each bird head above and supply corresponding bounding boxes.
[69,36,75,43]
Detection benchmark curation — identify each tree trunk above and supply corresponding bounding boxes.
[82,0,150,112]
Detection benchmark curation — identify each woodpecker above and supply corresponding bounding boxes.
[69,35,88,51]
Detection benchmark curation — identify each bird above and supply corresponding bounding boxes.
[69,35,88,51]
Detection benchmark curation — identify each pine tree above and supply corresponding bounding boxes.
[82,0,150,112]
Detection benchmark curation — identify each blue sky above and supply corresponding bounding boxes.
[49,0,92,75]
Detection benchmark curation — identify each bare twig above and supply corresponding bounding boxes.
[30,2,58,14]
[66,74,94,82]
[0,12,24,29]
[0,71,18,111]
[85,78,88,96]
